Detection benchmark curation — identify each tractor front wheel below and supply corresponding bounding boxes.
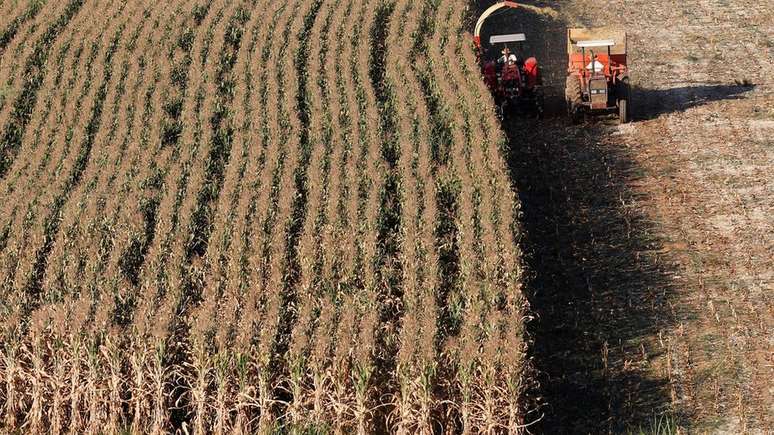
[617,78,630,124]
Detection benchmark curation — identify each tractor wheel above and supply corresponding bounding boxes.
[618,78,630,124]
[618,98,628,124]
[565,75,582,124]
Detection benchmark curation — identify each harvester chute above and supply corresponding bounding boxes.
[473,1,522,50]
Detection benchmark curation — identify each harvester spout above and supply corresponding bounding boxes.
[474,1,522,50]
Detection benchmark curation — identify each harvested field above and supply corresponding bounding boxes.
[483,0,773,433]
[0,0,771,434]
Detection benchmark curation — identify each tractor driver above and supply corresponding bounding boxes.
[498,47,518,70]
[586,52,604,73]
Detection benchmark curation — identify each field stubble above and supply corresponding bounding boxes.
[476,0,773,432]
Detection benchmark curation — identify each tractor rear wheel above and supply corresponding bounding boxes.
[565,75,582,124]
[618,78,630,124]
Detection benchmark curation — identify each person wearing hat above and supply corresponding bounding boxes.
[498,47,510,66]
[498,46,518,66]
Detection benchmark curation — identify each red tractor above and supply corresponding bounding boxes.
[474,2,543,120]
[565,28,631,123]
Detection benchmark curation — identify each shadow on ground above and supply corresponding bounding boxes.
[471,1,757,433]
[633,83,755,120]
[476,2,676,431]
[506,116,677,433]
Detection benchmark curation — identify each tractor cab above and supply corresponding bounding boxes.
[474,2,543,119]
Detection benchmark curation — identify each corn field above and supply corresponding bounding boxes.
[0,0,528,433]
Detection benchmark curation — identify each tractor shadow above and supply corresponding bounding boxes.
[632,82,755,120]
